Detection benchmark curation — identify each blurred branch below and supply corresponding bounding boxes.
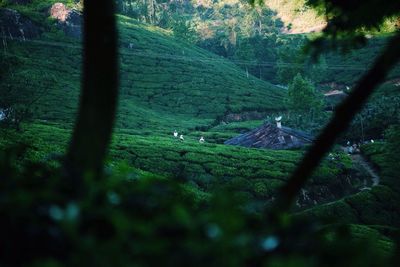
[306,0,400,34]
[276,31,400,212]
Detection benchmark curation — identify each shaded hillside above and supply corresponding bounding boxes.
[0,12,285,133]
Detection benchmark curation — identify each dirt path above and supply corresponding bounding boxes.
[341,146,380,188]
[351,154,380,186]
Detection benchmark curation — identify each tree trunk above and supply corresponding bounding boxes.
[66,0,119,179]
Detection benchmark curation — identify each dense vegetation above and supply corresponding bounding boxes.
[114,0,400,87]
[1,0,400,266]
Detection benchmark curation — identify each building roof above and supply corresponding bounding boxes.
[224,122,314,150]
[324,90,346,97]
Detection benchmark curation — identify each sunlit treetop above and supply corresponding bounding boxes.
[306,0,400,33]
[305,0,400,53]
[249,0,400,53]
[248,0,400,33]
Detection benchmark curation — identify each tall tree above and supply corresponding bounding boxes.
[306,55,327,84]
[287,73,322,113]
[276,41,306,84]
[234,38,256,77]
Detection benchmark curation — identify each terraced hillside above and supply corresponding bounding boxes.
[2,0,395,221]
[296,142,400,236]
[322,37,400,86]
[0,123,359,210]
[1,13,285,134]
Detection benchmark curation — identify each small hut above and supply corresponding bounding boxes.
[224,117,313,150]
[324,90,347,110]
[324,89,346,97]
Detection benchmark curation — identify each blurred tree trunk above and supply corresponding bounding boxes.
[66,0,119,179]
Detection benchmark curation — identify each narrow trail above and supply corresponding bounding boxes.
[301,151,381,209]
[351,154,380,187]
[341,146,380,188]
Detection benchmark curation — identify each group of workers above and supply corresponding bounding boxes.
[346,139,375,154]
[346,141,360,154]
[173,130,205,143]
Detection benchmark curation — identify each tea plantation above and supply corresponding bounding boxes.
[1,14,286,135]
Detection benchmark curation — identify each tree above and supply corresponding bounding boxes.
[234,38,256,77]
[306,55,327,84]
[250,35,278,80]
[286,73,323,113]
[275,41,306,84]
[167,14,198,43]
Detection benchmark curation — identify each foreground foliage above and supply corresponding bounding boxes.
[0,144,397,267]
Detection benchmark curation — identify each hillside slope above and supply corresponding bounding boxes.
[1,12,286,134]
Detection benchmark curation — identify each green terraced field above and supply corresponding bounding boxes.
[0,3,372,212]
[0,123,356,209]
[322,37,400,86]
[1,2,399,254]
[1,14,286,135]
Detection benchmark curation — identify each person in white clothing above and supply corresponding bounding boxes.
[179,134,184,141]
[199,136,205,143]
[173,130,178,138]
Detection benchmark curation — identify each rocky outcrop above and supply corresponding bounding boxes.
[0,8,41,40]
[50,3,82,39]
